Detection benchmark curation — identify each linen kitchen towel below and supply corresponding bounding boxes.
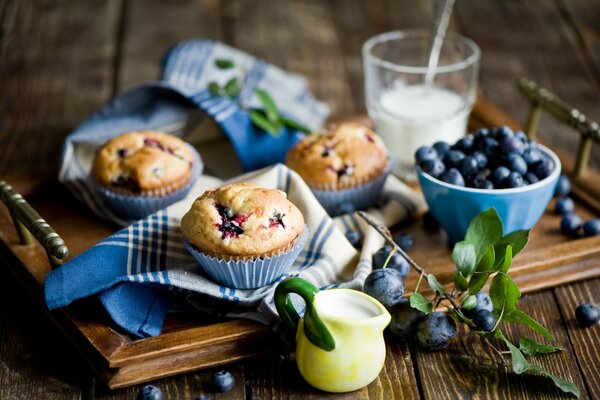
[58,40,329,226]
[45,164,426,338]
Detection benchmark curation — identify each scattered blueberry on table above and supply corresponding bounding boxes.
[560,213,583,236]
[416,311,457,350]
[363,268,405,309]
[211,370,235,392]
[575,303,600,327]
[583,219,600,237]
[393,232,414,252]
[345,230,362,248]
[138,385,164,400]
[416,126,556,189]
[555,197,575,215]
[555,174,571,196]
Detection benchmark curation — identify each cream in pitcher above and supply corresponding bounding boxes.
[275,277,391,393]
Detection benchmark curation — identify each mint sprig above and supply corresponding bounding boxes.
[357,209,580,398]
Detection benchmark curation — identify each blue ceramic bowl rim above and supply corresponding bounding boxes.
[417,144,561,194]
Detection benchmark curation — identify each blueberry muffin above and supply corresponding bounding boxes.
[181,183,308,288]
[285,123,390,214]
[91,130,201,219]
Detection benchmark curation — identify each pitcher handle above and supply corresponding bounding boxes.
[274,277,336,351]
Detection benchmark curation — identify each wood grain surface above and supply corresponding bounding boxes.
[1,0,600,399]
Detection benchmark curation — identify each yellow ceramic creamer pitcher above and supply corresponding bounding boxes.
[274,277,391,393]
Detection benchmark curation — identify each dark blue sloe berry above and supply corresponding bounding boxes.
[372,245,409,277]
[388,299,424,339]
[555,174,571,197]
[583,219,600,236]
[444,150,466,168]
[433,141,451,158]
[463,292,494,318]
[138,385,164,400]
[561,213,583,236]
[393,232,414,251]
[575,303,600,327]
[212,370,235,392]
[415,146,438,164]
[345,230,361,248]
[420,159,445,178]
[505,154,528,175]
[416,311,457,350]
[473,309,496,332]
[441,168,465,187]
[363,268,405,308]
[555,197,575,215]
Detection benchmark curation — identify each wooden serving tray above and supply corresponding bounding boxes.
[1,97,599,389]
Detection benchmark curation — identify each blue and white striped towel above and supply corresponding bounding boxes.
[45,163,425,338]
[58,40,328,226]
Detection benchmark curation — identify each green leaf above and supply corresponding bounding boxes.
[498,245,512,274]
[528,366,580,398]
[468,246,496,294]
[489,273,520,320]
[518,337,563,356]
[452,241,477,277]
[465,208,504,263]
[454,272,469,292]
[208,81,222,96]
[215,59,235,69]
[462,295,478,310]
[249,110,282,136]
[427,274,445,294]
[410,293,432,314]
[224,77,242,97]
[255,88,280,123]
[448,307,473,326]
[494,229,529,267]
[281,116,311,133]
[504,309,554,341]
[502,335,530,374]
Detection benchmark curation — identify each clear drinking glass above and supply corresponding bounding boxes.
[363,29,481,179]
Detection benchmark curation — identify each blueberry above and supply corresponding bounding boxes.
[555,197,575,215]
[388,299,424,339]
[420,159,445,178]
[415,146,438,164]
[532,157,555,179]
[523,147,543,165]
[555,174,571,196]
[491,166,511,186]
[524,172,539,184]
[460,156,479,179]
[138,385,164,400]
[194,396,209,400]
[433,141,451,158]
[441,168,465,187]
[560,213,583,236]
[335,202,355,216]
[493,125,514,141]
[345,230,361,248]
[393,232,414,251]
[500,136,525,155]
[454,135,475,152]
[474,128,490,142]
[504,172,524,188]
[583,219,600,236]
[505,154,528,175]
[471,151,488,168]
[363,268,405,308]
[472,177,494,189]
[575,303,600,327]
[211,370,235,392]
[416,311,457,350]
[463,292,494,318]
[472,309,496,332]
[372,245,409,277]
[514,130,529,143]
[444,150,466,168]
[482,137,500,157]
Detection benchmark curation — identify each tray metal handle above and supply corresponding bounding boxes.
[0,181,68,268]
[519,78,599,178]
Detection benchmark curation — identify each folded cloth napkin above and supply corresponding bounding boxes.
[58,40,328,226]
[45,164,425,338]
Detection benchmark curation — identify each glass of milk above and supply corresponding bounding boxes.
[363,30,481,179]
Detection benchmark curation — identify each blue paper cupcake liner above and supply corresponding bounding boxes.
[94,145,203,221]
[184,226,309,289]
[312,159,393,216]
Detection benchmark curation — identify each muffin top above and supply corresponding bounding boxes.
[91,131,195,194]
[181,183,305,257]
[285,122,388,189]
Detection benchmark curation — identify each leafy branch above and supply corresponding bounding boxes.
[358,209,580,398]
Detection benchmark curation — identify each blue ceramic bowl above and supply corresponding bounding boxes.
[417,145,561,243]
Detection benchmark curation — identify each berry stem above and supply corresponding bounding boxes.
[483,338,510,367]
[382,247,397,269]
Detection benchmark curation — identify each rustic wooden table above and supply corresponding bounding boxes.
[1,1,599,399]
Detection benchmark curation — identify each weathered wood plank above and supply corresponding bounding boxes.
[554,279,600,399]
[414,289,589,399]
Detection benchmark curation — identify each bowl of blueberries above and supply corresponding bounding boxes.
[415,126,561,243]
